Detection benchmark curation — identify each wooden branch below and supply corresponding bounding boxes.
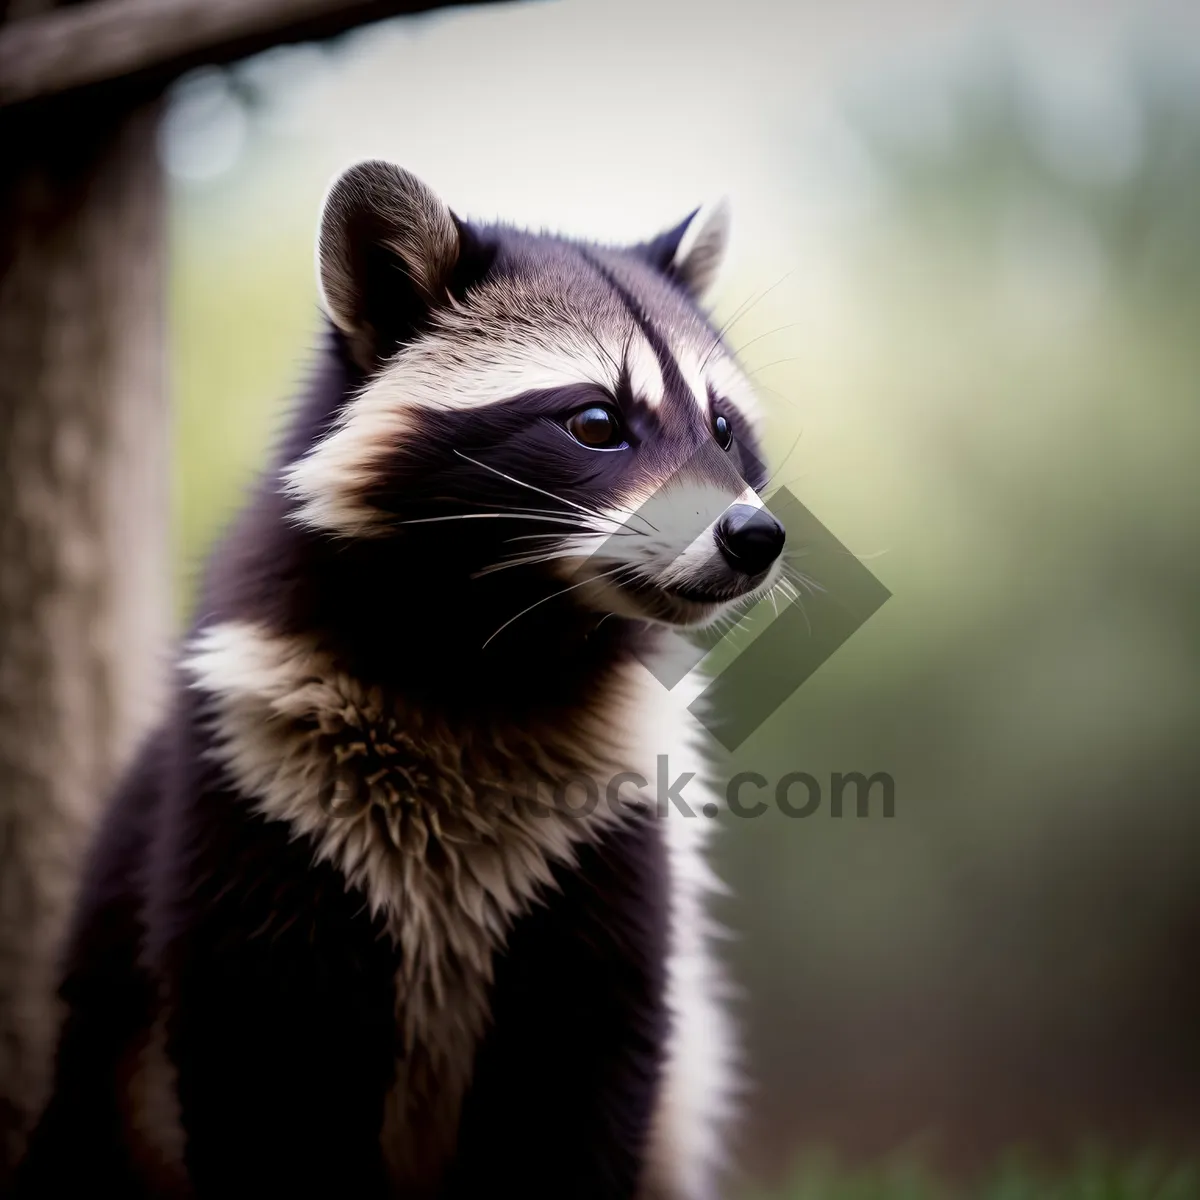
[0,0,497,109]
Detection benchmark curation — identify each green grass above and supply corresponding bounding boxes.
[746,1150,1200,1200]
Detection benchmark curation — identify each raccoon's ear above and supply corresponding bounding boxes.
[317,160,479,371]
[634,198,730,303]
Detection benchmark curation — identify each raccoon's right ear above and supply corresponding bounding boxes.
[316,160,489,372]
[634,198,731,305]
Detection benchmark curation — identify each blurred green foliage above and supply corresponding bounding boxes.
[750,1149,1199,1200]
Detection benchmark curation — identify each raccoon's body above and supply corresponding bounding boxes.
[14,162,786,1199]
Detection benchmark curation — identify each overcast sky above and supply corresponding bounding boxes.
[162,0,1200,258]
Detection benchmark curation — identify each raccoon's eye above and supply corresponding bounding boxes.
[713,413,734,451]
[565,405,626,450]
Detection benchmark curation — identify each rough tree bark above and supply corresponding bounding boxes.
[0,91,170,1184]
[0,0,494,1182]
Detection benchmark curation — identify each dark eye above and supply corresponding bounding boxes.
[713,413,734,450]
[565,405,625,450]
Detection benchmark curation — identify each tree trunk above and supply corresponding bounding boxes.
[0,92,169,1184]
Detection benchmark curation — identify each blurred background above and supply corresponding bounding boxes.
[12,0,1200,1194]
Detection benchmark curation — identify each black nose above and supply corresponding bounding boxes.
[715,504,785,576]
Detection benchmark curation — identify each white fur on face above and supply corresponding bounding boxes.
[181,620,735,1193]
[554,479,780,632]
[282,268,763,540]
[283,273,669,538]
[283,329,623,537]
[681,342,764,429]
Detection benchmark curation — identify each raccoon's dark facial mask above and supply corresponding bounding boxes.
[284,160,786,631]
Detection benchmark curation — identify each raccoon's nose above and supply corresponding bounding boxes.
[715,504,785,576]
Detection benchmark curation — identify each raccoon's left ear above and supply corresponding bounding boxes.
[634,198,730,303]
[316,160,490,372]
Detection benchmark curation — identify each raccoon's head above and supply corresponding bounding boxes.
[282,160,785,646]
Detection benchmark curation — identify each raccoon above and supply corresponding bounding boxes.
[13,161,787,1199]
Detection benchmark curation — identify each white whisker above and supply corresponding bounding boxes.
[701,270,797,372]
[784,564,824,597]
[399,512,597,530]
[761,430,804,490]
[774,578,811,635]
[482,564,629,650]
[472,548,579,578]
[472,499,637,532]
[503,532,582,545]
[454,450,656,535]
[731,321,804,357]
